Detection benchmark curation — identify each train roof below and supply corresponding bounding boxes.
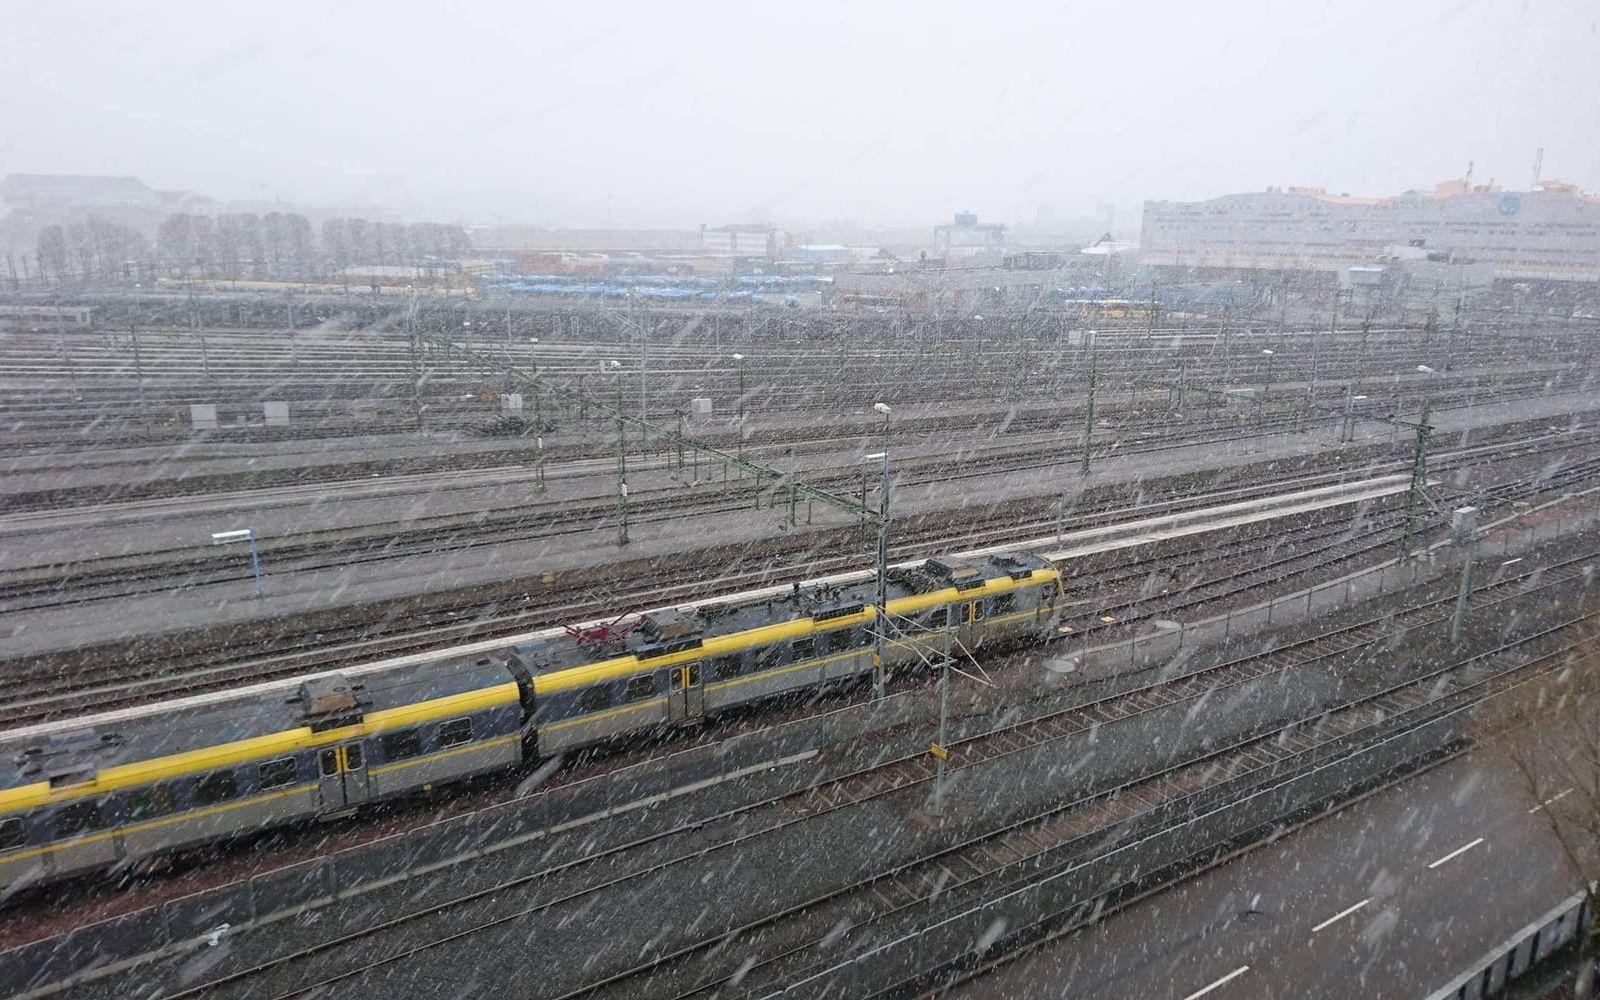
[0,549,1055,792]
[0,657,510,793]
[508,551,1054,675]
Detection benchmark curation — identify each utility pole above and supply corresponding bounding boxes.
[1449,506,1480,642]
[616,376,630,546]
[193,292,211,380]
[638,307,649,421]
[1309,312,1330,405]
[127,299,146,410]
[1079,347,1097,476]
[870,449,891,700]
[734,353,747,459]
[933,624,952,816]
[408,299,424,430]
[1400,401,1433,561]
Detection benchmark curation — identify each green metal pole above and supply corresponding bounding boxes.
[616,379,629,546]
[934,625,951,817]
[1400,401,1432,561]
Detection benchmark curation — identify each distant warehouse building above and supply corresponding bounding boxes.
[1142,180,1600,285]
[700,224,785,261]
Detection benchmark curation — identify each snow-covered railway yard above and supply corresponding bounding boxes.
[3,301,1599,999]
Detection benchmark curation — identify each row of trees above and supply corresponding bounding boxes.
[35,218,151,284]
[32,213,472,285]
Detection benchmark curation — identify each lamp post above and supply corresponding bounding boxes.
[865,447,891,701]
[1260,348,1275,407]
[211,528,263,598]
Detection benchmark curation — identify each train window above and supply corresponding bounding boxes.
[756,645,785,671]
[970,601,985,622]
[381,729,423,762]
[320,748,339,777]
[345,744,364,770]
[825,629,854,654]
[991,594,1016,616]
[624,675,655,702]
[258,758,299,789]
[927,607,949,629]
[577,685,613,714]
[792,637,815,661]
[711,654,743,679]
[52,801,102,840]
[128,784,176,821]
[0,817,23,851]
[195,770,239,805]
[439,717,475,747]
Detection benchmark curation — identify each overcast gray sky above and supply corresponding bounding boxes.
[3,0,1597,228]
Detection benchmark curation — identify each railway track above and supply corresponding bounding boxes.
[0,481,1409,725]
[4,410,1593,614]
[9,436,1598,726]
[151,549,1597,1000]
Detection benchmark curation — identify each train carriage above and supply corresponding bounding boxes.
[0,550,1062,892]
[528,552,1063,753]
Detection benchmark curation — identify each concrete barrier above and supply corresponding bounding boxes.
[1071,489,1600,681]
[1425,891,1591,1000]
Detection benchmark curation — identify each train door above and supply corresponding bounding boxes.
[317,742,373,810]
[960,599,986,650]
[667,662,705,724]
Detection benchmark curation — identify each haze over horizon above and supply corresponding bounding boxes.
[3,0,1597,229]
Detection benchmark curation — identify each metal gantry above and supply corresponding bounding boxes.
[416,333,879,526]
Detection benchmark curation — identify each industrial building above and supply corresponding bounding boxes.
[933,211,1007,262]
[1141,180,1600,285]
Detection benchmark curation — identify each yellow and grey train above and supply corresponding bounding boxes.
[0,551,1063,893]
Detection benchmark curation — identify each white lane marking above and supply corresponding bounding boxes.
[1528,788,1573,813]
[1182,965,1251,1000]
[1427,837,1485,869]
[1310,898,1370,933]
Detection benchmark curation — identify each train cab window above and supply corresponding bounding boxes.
[381,729,423,762]
[195,770,239,805]
[927,607,949,630]
[711,654,743,679]
[624,675,656,702]
[991,594,1016,616]
[0,817,23,851]
[791,637,815,661]
[439,717,475,747]
[577,685,613,714]
[826,629,854,654]
[319,748,339,777]
[52,801,102,840]
[128,784,176,821]
[258,758,299,789]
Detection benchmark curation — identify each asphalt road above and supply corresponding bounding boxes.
[949,751,1579,1000]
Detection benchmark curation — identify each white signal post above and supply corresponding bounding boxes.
[211,528,263,598]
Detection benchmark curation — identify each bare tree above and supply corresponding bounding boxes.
[1475,641,1600,998]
